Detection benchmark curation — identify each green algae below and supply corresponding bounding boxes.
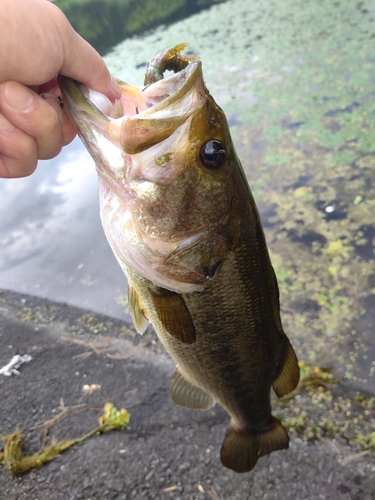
[0,403,130,476]
[211,0,375,390]
[77,312,114,334]
[155,154,171,166]
[274,367,375,457]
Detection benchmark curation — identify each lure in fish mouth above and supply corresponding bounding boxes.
[59,44,300,474]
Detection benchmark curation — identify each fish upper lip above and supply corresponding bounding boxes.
[59,60,202,122]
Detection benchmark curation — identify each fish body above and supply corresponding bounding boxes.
[59,45,299,473]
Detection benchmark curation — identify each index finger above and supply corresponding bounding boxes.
[50,4,120,99]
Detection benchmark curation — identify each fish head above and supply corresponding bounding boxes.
[59,61,244,293]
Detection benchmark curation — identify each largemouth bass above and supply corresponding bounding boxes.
[59,44,300,473]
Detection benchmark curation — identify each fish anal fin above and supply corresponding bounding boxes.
[272,337,300,397]
[220,417,289,473]
[128,285,148,334]
[170,367,215,410]
[150,288,196,344]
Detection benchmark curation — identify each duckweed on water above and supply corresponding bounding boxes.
[226,0,375,389]
[274,364,375,455]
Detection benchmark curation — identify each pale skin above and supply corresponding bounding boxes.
[0,0,120,178]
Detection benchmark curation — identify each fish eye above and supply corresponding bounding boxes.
[200,140,226,169]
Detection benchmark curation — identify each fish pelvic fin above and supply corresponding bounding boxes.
[272,337,300,397]
[150,288,196,344]
[128,284,149,334]
[170,367,215,410]
[220,417,289,473]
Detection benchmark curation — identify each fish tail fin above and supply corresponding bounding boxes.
[220,416,289,473]
[257,416,289,457]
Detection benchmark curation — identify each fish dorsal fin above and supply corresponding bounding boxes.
[149,288,196,344]
[272,337,300,397]
[170,367,215,409]
[128,285,148,334]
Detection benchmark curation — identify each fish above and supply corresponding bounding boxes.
[59,44,300,473]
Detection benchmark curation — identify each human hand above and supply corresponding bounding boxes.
[0,0,120,178]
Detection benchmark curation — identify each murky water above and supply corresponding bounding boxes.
[1,0,375,394]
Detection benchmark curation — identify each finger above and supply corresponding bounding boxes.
[0,0,119,100]
[61,110,77,147]
[61,38,120,101]
[43,91,77,148]
[28,82,78,146]
[0,81,64,160]
[47,86,78,147]
[51,4,120,99]
[0,112,38,178]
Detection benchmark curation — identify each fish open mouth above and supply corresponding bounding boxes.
[58,50,238,294]
[59,60,205,155]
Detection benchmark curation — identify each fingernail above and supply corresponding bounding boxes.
[0,113,13,131]
[4,83,34,111]
[110,76,121,99]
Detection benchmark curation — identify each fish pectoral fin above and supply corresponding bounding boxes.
[220,416,289,473]
[150,288,196,344]
[272,337,300,397]
[128,285,149,334]
[170,367,215,410]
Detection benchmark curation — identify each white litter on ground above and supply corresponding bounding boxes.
[0,354,32,376]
